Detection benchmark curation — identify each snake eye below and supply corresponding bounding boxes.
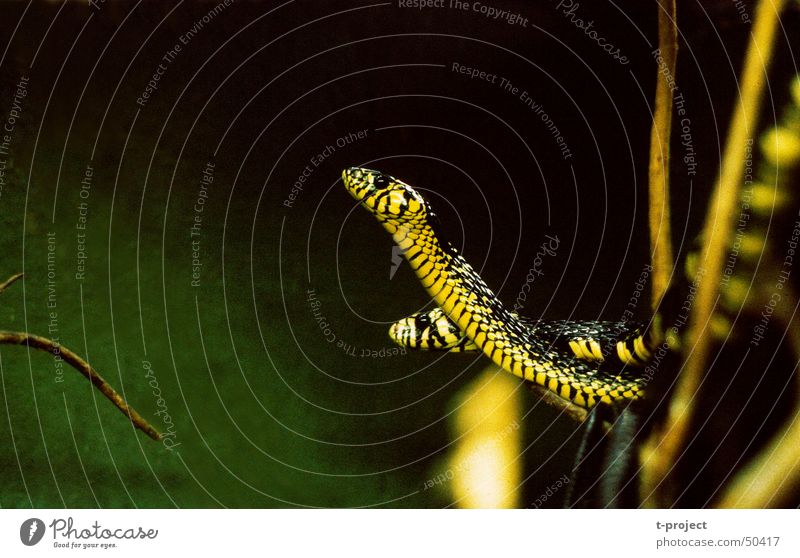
[373,175,390,188]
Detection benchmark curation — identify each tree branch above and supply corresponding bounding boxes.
[649,0,677,313]
[0,329,162,441]
[528,382,589,424]
[0,273,24,295]
[1,272,160,440]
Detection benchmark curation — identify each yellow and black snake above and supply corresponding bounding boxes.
[389,306,652,367]
[343,167,655,409]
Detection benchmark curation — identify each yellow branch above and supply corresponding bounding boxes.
[642,0,786,505]
[649,0,677,312]
[717,403,800,508]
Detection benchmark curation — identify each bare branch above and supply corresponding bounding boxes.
[0,273,23,295]
[0,330,162,441]
[528,383,589,424]
[649,0,677,313]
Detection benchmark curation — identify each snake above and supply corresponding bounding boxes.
[343,167,655,409]
[388,306,652,367]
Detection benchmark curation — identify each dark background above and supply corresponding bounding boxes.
[0,0,795,507]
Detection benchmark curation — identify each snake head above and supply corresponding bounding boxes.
[342,168,428,230]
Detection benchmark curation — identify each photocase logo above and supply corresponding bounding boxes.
[389,245,406,280]
[20,518,45,546]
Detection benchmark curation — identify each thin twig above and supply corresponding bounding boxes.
[528,383,589,424]
[0,330,162,441]
[642,0,786,505]
[0,273,23,295]
[649,0,677,312]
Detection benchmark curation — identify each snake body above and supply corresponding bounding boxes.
[389,307,652,367]
[343,167,651,408]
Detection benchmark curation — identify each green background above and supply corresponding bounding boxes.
[1,0,791,507]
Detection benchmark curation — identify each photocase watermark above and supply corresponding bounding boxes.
[512,234,560,312]
[189,161,215,288]
[1,75,28,137]
[638,266,706,386]
[0,75,29,202]
[142,360,181,451]
[451,63,572,159]
[652,48,696,176]
[422,420,520,490]
[20,518,45,546]
[751,208,799,347]
[638,340,670,387]
[284,128,369,209]
[517,92,572,159]
[732,0,752,24]
[529,473,570,508]
[74,163,93,282]
[604,263,676,387]
[398,0,447,8]
[45,232,65,384]
[136,0,235,108]
[652,48,677,94]
[620,264,652,324]
[397,0,529,26]
[403,1,628,64]
[676,108,697,177]
[551,1,629,65]
[448,0,528,26]
[20,516,158,549]
[721,140,754,287]
[670,268,705,342]
[306,288,406,358]
[389,245,406,280]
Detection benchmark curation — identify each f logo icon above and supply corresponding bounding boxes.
[20,518,44,546]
